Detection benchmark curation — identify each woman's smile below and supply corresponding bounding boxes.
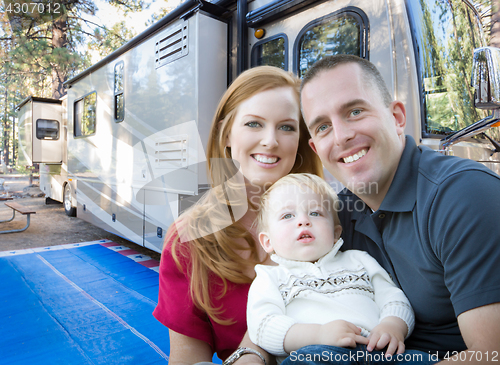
[252,153,281,167]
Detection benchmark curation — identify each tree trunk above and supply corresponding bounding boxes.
[11,111,16,164]
[52,17,68,99]
[491,0,500,47]
[3,87,10,167]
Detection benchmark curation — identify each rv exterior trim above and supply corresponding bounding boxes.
[64,0,226,88]
[236,0,248,74]
[74,176,197,195]
[15,96,62,111]
[461,0,486,20]
[246,0,326,28]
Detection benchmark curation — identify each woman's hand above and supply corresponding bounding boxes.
[367,316,407,356]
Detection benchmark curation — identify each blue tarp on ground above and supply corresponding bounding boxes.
[0,243,170,365]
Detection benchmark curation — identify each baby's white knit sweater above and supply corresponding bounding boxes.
[247,238,414,360]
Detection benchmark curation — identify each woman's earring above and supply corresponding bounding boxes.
[296,153,303,169]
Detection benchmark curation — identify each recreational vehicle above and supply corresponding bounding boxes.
[16,0,500,253]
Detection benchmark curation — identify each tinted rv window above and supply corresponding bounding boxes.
[74,92,97,137]
[296,10,367,78]
[251,35,287,70]
[36,119,59,140]
[407,0,496,139]
[114,62,124,122]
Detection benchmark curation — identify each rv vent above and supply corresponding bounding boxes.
[155,21,189,69]
[154,136,188,169]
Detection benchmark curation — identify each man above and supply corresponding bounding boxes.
[300,54,500,363]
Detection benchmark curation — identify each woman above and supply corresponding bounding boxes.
[153,66,323,364]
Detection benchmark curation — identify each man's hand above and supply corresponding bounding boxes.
[367,316,407,356]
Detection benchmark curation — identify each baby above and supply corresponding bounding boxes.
[247,173,434,364]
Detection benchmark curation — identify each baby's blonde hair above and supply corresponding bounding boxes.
[257,173,341,233]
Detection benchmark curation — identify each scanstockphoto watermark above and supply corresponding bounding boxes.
[331,180,380,197]
[246,179,377,213]
[288,350,440,363]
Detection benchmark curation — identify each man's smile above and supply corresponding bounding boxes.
[339,148,368,164]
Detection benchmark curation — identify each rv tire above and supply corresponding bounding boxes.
[64,184,76,217]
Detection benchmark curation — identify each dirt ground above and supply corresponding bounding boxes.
[0,174,161,261]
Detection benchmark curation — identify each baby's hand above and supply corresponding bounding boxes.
[319,320,369,348]
[367,317,407,357]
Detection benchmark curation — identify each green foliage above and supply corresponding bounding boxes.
[145,4,172,26]
[13,164,36,175]
[108,0,148,15]
[88,20,136,57]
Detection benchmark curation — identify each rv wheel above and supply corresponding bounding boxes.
[64,184,77,217]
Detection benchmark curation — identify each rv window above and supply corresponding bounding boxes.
[296,9,367,77]
[114,62,124,122]
[408,0,499,140]
[74,92,97,137]
[251,35,287,70]
[36,119,59,140]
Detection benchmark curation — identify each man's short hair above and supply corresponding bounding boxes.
[301,55,393,107]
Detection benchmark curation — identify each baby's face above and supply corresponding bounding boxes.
[259,184,338,262]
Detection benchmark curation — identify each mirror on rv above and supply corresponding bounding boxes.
[440,47,500,152]
[472,47,500,110]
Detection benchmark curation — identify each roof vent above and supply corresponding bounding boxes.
[155,20,189,69]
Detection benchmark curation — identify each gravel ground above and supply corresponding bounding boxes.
[0,174,161,261]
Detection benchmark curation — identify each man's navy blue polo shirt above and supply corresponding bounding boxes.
[338,135,500,357]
